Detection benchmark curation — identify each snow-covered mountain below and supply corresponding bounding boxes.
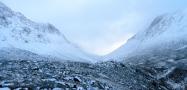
[107,10,187,60]
[0,2,95,62]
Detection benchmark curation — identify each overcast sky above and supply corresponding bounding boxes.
[1,0,187,55]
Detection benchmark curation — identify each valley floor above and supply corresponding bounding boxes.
[0,59,186,90]
[0,48,187,90]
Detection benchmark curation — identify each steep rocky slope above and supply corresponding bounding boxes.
[107,10,187,60]
[0,2,95,62]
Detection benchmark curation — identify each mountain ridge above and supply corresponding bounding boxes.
[106,10,187,60]
[0,1,96,62]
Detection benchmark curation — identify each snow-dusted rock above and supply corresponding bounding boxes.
[0,1,96,62]
[106,10,187,60]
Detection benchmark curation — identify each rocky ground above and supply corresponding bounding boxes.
[0,48,187,90]
[0,60,113,90]
[0,59,153,90]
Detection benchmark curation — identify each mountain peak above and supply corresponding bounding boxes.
[0,1,7,8]
[0,1,14,17]
[107,9,187,60]
[0,2,95,62]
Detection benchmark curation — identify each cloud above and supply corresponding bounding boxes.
[45,0,90,13]
[84,12,147,55]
